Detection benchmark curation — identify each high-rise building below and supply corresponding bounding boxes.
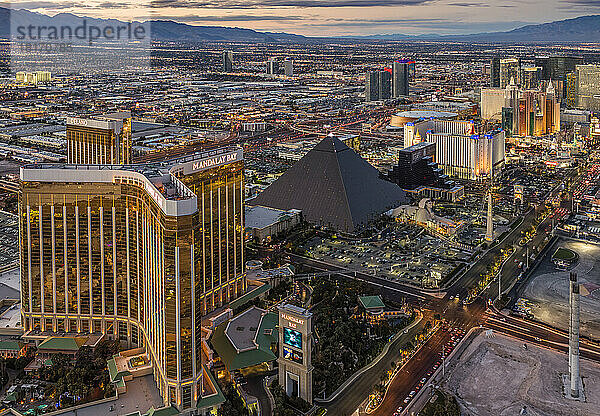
[222,51,233,72]
[365,72,379,101]
[575,64,600,112]
[535,56,551,80]
[500,58,521,88]
[516,83,561,137]
[480,88,506,120]
[535,56,583,97]
[387,142,452,190]
[522,67,542,90]
[404,119,505,180]
[379,70,392,100]
[536,56,583,81]
[481,80,560,137]
[19,147,245,412]
[16,71,51,84]
[392,60,410,97]
[284,59,294,77]
[490,57,501,87]
[267,58,279,75]
[365,71,391,102]
[566,72,579,108]
[66,112,132,165]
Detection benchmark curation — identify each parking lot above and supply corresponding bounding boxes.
[302,222,471,287]
[0,211,18,270]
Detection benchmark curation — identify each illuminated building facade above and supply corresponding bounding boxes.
[19,147,245,412]
[222,51,233,72]
[575,64,600,112]
[522,67,542,90]
[404,119,505,180]
[500,58,521,88]
[277,304,313,404]
[490,57,500,87]
[481,80,560,137]
[515,84,561,137]
[67,112,132,165]
[566,72,579,108]
[392,60,410,97]
[365,71,391,101]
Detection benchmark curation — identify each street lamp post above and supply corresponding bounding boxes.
[498,273,501,301]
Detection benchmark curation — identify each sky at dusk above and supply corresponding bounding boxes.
[2,0,599,36]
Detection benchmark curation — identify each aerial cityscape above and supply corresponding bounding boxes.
[0,1,598,416]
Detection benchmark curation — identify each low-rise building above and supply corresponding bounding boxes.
[245,205,302,242]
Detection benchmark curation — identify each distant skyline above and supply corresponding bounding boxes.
[2,0,599,36]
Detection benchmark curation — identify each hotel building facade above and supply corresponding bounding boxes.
[481,80,561,138]
[404,119,505,180]
[66,112,132,165]
[19,146,245,412]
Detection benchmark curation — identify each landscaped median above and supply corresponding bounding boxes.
[314,310,423,405]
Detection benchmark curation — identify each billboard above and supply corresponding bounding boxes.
[283,346,303,364]
[283,327,302,349]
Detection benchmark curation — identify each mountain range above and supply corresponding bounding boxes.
[1,7,599,43]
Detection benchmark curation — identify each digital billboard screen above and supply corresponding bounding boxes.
[283,346,303,364]
[283,327,302,349]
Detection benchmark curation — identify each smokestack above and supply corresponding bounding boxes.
[569,271,580,398]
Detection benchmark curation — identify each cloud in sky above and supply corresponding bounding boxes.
[0,0,592,36]
[3,1,86,9]
[560,0,600,5]
[160,13,304,21]
[150,0,435,9]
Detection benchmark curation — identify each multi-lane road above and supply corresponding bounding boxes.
[483,308,600,362]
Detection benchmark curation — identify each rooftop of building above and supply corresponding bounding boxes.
[400,142,435,152]
[245,205,302,230]
[0,340,21,351]
[229,283,272,311]
[100,111,132,121]
[225,307,266,352]
[37,336,89,352]
[359,295,386,310]
[279,303,311,318]
[20,146,243,216]
[395,110,458,119]
[211,307,278,371]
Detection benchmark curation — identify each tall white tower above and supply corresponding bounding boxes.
[569,272,580,398]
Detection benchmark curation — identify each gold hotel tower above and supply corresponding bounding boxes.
[19,135,245,412]
[66,112,132,165]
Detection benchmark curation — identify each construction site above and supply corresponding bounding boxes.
[521,238,600,338]
[442,333,600,416]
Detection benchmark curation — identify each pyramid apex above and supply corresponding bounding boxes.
[313,136,350,153]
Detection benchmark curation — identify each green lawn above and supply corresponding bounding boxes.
[552,247,577,261]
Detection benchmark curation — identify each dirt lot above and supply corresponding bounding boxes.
[443,333,600,416]
[521,238,600,339]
